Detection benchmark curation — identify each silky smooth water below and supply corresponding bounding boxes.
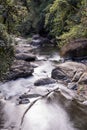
[0,41,87,130]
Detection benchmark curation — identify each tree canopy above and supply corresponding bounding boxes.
[0,0,86,41]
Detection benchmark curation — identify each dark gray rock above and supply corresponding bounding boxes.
[18,98,30,104]
[34,78,56,86]
[15,53,36,62]
[52,68,68,81]
[19,93,41,99]
[5,60,34,80]
[68,83,78,90]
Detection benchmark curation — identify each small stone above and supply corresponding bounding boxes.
[34,78,56,86]
[18,98,30,105]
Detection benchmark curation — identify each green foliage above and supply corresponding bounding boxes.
[0,0,86,80]
[0,0,86,40]
[0,23,8,42]
[58,24,86,47]
[44,0,87,47]
[0,0,28,34]
[18,0,54,35]
[45,0,81,36]
[0,46,14,80]
[0,24,14,81]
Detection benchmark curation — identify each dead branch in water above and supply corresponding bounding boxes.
[19,87,59,130]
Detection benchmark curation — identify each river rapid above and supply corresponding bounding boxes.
[0,38,87,130]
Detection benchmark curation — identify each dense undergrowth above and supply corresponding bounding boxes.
[0,23,14,80]
[0,0,87,41]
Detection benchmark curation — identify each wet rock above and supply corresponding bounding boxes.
[72,71,83,82]
[78,73,87,85]
[30,62,38,68]
[31,34,52,47]
[18,98,30,105]
[52,68,68,81]
[51,61,87,82]
[83,100,87,105]
[61,38,87,59]
[15,43,33,54]
[5,60,34,80]
[34,78,56,86]
[19,93,41,99]
[15,53,36,62]
[51,61,87,99]
[68,83,78,90]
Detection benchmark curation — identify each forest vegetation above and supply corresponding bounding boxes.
[0,0,87,79]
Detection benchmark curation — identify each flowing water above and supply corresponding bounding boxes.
[0,41,87,130]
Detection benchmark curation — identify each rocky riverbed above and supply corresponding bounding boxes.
[0,36,87,130]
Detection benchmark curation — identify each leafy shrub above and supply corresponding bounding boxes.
[0,23,14,80]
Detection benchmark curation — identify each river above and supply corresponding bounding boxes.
[0,39,87,130]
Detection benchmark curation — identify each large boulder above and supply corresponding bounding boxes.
[5,60,34,80]
[15,53,36,62]
[51,61,87,100]
[34,78,56,86]
[61,39,87,59]
[51,61,87,83]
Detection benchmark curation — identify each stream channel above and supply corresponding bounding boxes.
[0,38,87,130]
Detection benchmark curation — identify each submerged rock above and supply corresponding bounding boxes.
[34,78,56,86]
